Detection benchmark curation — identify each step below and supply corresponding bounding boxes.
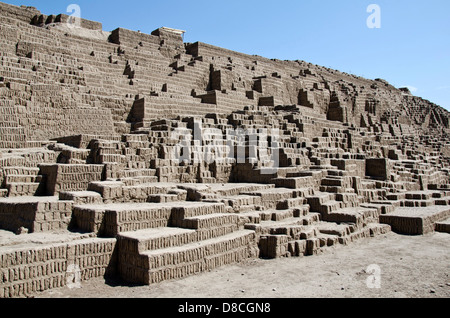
[1,167,40,176]
[370,200,401,209]
[434,196,450,206]
[259,234,291,258]
[321,207,380,226]
[316,200,343,214]
[219,195,263,209]
[241,188,298,209]
[306,192,335,209]
[360,202,396,215]
[245,213,322,235]
[59,191,103,205]
[118,227,198,254]
[321,177,345,187]
[121,230,258,284]
[405,191,435,200]
[380,206,450,235]
[173,213,240,230]
[386,193,406,201]
[237,211,262,224]
[258,209,297,222]
[276,197,308,210]
[335,192,359,203]
[3,174,42,184]
[6,182,42,197]
[435,218,450,234]
[120,176,159,186]
[319,185,355,194]
[272,176,317,189]
[366,223,392,237]
[316,220,358,236]
[171,202,227,219]
[288,222,391,258]
[0,196,73,233]
[206,183,275,197]
[147,193,182,203]
[327,169,349,177]
[401,199,435,208]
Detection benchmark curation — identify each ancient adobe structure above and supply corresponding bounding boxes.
[0,2,449,298]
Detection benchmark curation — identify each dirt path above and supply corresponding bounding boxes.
[37,231,450,299]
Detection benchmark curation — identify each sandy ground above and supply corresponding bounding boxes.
[35,231,450,299]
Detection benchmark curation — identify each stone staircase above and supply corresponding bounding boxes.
[69,185,265,285]
[118,228,258,284]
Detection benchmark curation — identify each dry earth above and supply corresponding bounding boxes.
[36,231,450,299]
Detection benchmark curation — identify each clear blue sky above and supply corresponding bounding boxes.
[3,0,450,110]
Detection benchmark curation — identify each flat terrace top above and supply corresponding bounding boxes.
[206,183,275,191]
[118,227,195,240]
[0,196,60,204]
[437,219,450,225]
[75,201,225,211]
[0,229,96,252]
[389,206,450,218]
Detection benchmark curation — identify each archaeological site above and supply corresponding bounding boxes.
[0,2,449,298]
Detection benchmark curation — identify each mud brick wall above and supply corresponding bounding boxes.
[0,157,26,175]
[259,235,290,258]
[66,238,117,282]
[174,214,240,230]
[0,244,67,298]
[186,42,259,63]
[103,205,174,236]
[88,181,178,204]
[54,14,103,31]
[59,191,103,205]
[54,135,121,149]
[19,150,58,168]
[0,127,27,148]
[72,205,107,235]
[366,158,391,181]
[109,28,161,47]
[0,200,38,233]
[151,28,184,48]
[331,159,366,178]
[0,2,40,24]
[0,238,117,298]
[34,200,73,233]
[0,198,73,233]
[380,208,450,235]
[88,181,125,203]
[171,202,226,219]
[22,106,116,142]
[39,164,105,195]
